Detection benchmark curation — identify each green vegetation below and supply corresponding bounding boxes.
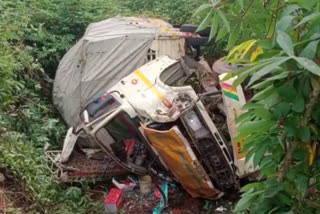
[0,0,206,213]
[197,0,320,213]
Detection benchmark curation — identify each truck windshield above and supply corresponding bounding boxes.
[85,93,120,119]
[159,62,188,86]
[95,111,142,162]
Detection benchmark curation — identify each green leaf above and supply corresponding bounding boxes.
[236,0,244,10]
[295,0,318,11]
[299,39,320,59]
[277,84,296,101]
[285,117,299,137]
[247,57,290,86]
[227,23,240,50]
[251,72,289,89]
[292,94,305,112]
[251,80,272,90]
[240,182,263,192]
[216,25,228,41]
[274,102,290,116]
[281,4,301,16]
[258,39,274,49]
[263,185,283,198]
[245,148,256,163]
[276,31,294,56]
[238,120,273,139]
[236,111,254,124]
[295,12,320,28]
[216,9,230,32]
[209,15,219,41]
[259,157,273,169]
[295,175,309,195]
[223,61,274,85]
[193,4,213,16]
[276,16,294,32]
[197,10,213,32]
[299,127,310,142]
[242,103,265,110]
[233,194,257,212]
[254,108,272,120]
[253,146,266,167]
[277,193,293,206]
[294,57,320,76]
[252,85,275,101]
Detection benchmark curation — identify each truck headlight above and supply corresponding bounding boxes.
[185,111,203,132]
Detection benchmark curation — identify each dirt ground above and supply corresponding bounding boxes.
[0,172,31,214]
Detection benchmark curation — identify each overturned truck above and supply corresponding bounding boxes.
[51,17,255,199]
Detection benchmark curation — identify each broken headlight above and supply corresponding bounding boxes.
[184,110,209,139]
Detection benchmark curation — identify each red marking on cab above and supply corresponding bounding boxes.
[131,79,138,85]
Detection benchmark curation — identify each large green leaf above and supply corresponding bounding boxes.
[247,57,290,86]
[237,120,273,139]
[299,38,320,59]
[209,14,219,41]
[251,72,289,89]
[274,102,291,116]
[242,103,265,110]
[292,94,305,112]
[295,0,318,11]
[299,127,310,142]
[226,23,240,50]
[240,182,264,193]
[252,85,275,101]
[295,12,320,28]
[216,25,228,41]
[294,57,320,76]
[196,9,213,32]
[285,117,299,137]
[253,145,266,168]
[263,185,283,198]
[277,83,296,101]
[281,4,301,16]
[254,108,272,120]
[276,16,294,32]
[216,9,230,32]
[233,195,256,212]
[276,31,294,56]
[222,60,274,84]
[295,175,309,195]
[193,3,213,16]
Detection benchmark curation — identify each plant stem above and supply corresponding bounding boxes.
[278,78,320,182]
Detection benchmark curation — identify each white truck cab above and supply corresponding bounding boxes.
[51,17,255,198]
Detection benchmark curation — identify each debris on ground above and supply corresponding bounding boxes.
[102,176,235,214]
[112,178,136,192]
[104,188,123,213]
[152,182,168,214]
[46,151,128,182]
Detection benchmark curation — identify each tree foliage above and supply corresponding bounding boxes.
[197,0,320,213]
